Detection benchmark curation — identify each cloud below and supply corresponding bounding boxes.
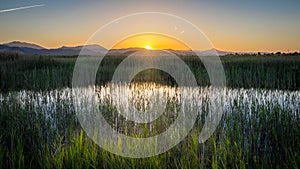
[0,4,45,13]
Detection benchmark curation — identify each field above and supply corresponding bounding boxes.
[0,53,299,168]
[1,53,299,91]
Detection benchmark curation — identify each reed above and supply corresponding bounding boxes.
[0,83,299,168]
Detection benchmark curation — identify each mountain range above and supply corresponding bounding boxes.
[0,41,107,56]
[0,41,238,56]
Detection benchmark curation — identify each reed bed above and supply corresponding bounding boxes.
[0,83,299,168]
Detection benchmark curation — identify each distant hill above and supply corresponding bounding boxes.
[0,41,250,56]
[3,41,45,50]
[44,45,107,56]
[0,41,107,56]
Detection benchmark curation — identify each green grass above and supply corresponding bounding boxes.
[0,84,299,168]
[0,53,299,91]
[0,53,299,168]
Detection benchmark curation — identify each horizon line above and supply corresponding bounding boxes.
[1,40,299,53]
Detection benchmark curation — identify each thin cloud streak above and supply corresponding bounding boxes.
[0,4,45,13]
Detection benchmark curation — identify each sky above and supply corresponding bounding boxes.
[113,34,190,50]
[0,0,300,52]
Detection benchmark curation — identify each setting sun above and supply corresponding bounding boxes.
[113,34,190,50]
[145,45,152,50]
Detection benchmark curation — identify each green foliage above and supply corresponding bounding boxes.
[0,53,299,168]
[0,85,299,168]
[0,54,299,91]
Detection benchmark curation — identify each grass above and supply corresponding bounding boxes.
[0,52,299,168]
[0,53,299,91]
[0,84,299,168]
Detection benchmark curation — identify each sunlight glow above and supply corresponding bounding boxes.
[113,34,190,50]
[145,45,152,50]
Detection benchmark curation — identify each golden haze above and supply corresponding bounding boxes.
[112,34,190,50]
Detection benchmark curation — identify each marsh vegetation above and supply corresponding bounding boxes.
[0,53,299,168]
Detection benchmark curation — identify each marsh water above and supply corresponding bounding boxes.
[1,83,299,135]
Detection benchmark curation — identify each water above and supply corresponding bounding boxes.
[1,83,299,132]
[1,82,299,159]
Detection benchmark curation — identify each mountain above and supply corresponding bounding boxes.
[0,41,107,56]
[0,45,41,55]
[108,48,144,56]
[3,41,45,50]
[44,45,107,56]
[0,41,240,56]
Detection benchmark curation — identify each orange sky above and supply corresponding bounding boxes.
[112,34,190,50]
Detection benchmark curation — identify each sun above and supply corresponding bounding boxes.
[145,45,152,50]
